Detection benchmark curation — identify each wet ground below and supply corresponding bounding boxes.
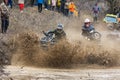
[0,66,120,80]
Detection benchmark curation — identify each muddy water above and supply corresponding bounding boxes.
[1,66,120,80]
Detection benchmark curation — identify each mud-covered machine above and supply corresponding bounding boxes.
[104,14,120,30]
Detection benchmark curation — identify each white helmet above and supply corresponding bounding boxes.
[57,24,64,29]
[84,18,91,23]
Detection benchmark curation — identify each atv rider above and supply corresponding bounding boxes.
[44,24,66,41]
[82,18,95,37]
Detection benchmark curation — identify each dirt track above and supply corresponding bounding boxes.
[0,66,120,80]
[0,1,120,80]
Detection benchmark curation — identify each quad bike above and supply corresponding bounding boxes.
[82,30,101,41]
[40,31,56,48]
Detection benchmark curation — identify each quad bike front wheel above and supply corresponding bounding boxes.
[91,32,101,40]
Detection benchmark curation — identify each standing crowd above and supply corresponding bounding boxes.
[34,0,78,17]
[0,0,101,34]
[4,0,78,16]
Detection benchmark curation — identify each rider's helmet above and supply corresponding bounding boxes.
[84,18,91,27]
[57,24,64,29]
[84,18,91,23]
[57,24,64,33]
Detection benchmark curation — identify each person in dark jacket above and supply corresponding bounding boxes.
[7,0,12,8]
[61,0,65,13]
[31,0,35,7]
[46,24,66,40]
[82,18,95,37]
[44,0,48,9]
[37,0,44,13]
[64,0,69,16]
[0,2,9,33]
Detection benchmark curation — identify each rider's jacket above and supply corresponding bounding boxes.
[82,25,94,32]
[47,29,66,40]
[82,25,95,37]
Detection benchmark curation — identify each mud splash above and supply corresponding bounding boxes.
[10,32,120,68]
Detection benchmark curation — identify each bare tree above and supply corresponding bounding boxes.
[107,0,120,14]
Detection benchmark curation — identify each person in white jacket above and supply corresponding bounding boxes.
[18,0,24,13]
[0,2,10,33]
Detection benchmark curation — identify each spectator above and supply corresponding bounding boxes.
[0,2,10,33]
[37,0,44,13]
[44,0,48,10]
[68,1,76,16]
[31,0,35,7]
[117,11,120,23]
[77,2,80,17]
[61,0,65,13]
[56,0,61,12]
[47,0,51,10]
[51,0,56,11]
[3,0,8,4]
[92,3,100,22]
[64,0,69,16]
[8,0,12,8]
[18,0,25,13]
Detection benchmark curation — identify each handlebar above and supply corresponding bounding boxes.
[89,30,95,33]
[42,31,54,37]
[42,31,48,36]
